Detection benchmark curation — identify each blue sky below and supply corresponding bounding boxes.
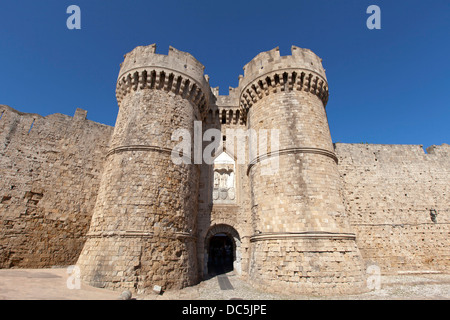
[0,0,449,148]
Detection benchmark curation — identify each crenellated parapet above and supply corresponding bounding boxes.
[238,46,329,116]
[205,86,246,126]
[115,44,211,119]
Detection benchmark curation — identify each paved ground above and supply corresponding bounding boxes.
[0,268,448,300]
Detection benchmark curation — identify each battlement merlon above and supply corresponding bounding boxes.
[119,44,207,80]
[426,143,450,155]
[116,44,212,117]
[240,46,327,85]
[238,46,330,113]
[213,87,240,107]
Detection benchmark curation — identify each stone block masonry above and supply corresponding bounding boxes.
[241,46,366,294]
[249,237,366,295]
[0,105,113,268]
[0,44,448,296]
[336,143,450,273]
[76,45,210,292]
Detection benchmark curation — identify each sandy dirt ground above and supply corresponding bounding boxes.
[0,268,448,300]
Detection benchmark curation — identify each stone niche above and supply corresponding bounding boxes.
[212,152,236,204]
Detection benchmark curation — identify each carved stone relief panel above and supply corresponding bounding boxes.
[212,152,236,204]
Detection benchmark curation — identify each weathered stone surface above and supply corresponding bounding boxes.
[0,44,448,296]
[240,46,366,294]
[76,45,208,292]
[0,105,112,268]
[336,143,450,273]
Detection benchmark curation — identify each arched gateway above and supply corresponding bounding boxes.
[204,224,241,276]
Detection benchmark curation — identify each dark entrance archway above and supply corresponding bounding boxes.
[203,224,241,278]
[207,233,234,275]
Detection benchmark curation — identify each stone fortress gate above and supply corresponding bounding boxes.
[0,44,448,296]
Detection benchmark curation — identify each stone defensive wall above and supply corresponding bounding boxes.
[0,44,448,295]
[336,143,450,273]
[0,105,113,268]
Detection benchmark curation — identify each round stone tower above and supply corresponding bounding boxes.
[240,46,366,295]
[76,44,210,292]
